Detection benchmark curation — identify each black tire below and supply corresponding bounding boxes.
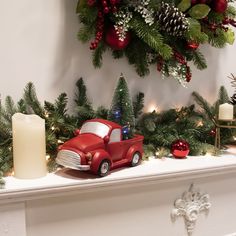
[131,152,141,167]
[98,160,110,177]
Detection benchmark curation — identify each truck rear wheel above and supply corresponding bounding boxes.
[98,160,110,177]
[131,152,141,167]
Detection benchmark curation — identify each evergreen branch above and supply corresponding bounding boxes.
[92,42,107,68]
[54,93,68,115]
[74,78,92,109]
[78,5,98,25]
[228,73,236,92]
[5,96,17,117]
[186,18,208,43]
[125,39,150,77]
[112,50,124,59]
[78,24,96,43]
[44,101,55,114]
[96,106,109,119]
[133,92,145,119]
[191,49,207,70]
[23,82,44,116]
[129,16,173,60]
[207,28,227,48]
[192,91,216,123]
[218,86,230,104]
[17,99,27,113]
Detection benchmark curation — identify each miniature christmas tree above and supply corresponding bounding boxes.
[108,74,135,138]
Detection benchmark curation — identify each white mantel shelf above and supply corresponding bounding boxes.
[1,148,236,204]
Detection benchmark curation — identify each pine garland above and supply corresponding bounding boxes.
[0,76,235,186]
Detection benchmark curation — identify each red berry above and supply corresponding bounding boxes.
[102,0,107,6]
[112,6,117,13]
[103,7,109,13]
[98,11,103,18]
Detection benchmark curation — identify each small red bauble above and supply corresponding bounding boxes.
[209,128,216,137]
[187,41,199,50]
[171,139,190,159]
[212,0,227,13]
[105,26,131,50]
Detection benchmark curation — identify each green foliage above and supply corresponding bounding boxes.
[226,5,236,19]
[78,25,96,43]
[129,16,173,60]
[207,28,228,48]
[76,0,236,81]
[74,77,95,126]
[186,18,208,43]
[191,49,207,70]
[137,105,217,156]
[133,92,145,120]
[188,4,211,19]
[192,91,215,122]
[24,82,44,116]
[0,170,5,189]
[96,106,109,119]
[192,86,236,147]
[108,74,135,132]
[92,42,107,68]
[218,86,230,105]
[125,39,150,77]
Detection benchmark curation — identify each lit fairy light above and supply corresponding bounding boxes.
[51,126,55,131]
[147,103,158,113]
[197,120,204,127]
[45,112,49,118]
[205,152,212,157]
[46,155,50,161]
[155,151,160,157]
[57,139,64,144]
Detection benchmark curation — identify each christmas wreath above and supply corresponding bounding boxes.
[77,0,236,84]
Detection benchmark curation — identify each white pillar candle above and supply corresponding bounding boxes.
[12,113,47,179]
[218,103,234,120]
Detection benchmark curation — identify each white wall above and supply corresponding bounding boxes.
[0,0,236,112]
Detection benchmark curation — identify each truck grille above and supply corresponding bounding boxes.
[56,150,81,169]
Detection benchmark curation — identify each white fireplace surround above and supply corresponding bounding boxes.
[1,148,236,236]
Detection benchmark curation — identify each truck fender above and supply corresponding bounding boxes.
[90,149,111,174]
[126,144,143,162]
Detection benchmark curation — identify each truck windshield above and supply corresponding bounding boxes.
[80,121,110,138]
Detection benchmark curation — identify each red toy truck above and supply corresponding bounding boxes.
[56,119,144,176]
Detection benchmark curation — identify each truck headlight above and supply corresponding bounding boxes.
[85,152,93,161]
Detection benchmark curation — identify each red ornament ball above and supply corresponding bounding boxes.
[212,0,227,13]
[105,26,131,50]
[171,139,190,159]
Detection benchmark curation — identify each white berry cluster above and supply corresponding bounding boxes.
[114,10,133,41]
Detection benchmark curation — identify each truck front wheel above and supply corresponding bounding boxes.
[98,160,110,177]
[131,152,141,167]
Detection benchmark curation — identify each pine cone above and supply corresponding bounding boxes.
[157,2,189,36]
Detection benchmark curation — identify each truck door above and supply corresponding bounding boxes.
[107,128,123,162]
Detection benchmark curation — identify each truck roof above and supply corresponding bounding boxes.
[85,119,121,130]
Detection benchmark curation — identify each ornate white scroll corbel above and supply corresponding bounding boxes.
[171,184,211,236]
